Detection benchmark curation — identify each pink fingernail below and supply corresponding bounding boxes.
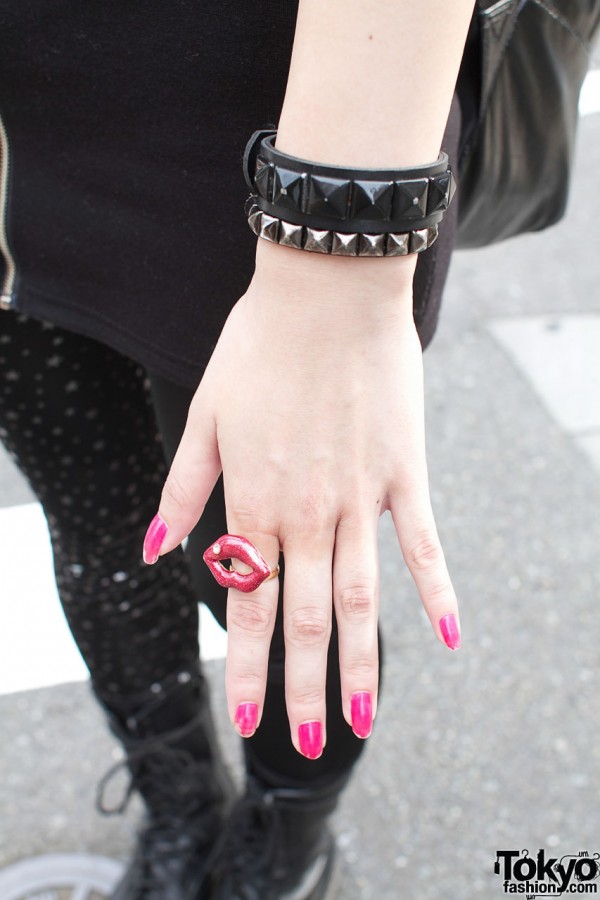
[439,613,461,650]
[143,513,168,564]
[235,702,258,737]
[351,692,373,738]
[298,721,323,759]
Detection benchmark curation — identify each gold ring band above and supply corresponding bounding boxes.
[228,562,280,582]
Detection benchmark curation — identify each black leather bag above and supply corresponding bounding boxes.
[456,0,600,249]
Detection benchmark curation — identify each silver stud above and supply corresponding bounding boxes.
[331,232,359,256]
[427,223,439,248]
[385,233,410,256]
[448,170,457,205]
[410,229,429,253]
[247,210,262,235]
[279,220,304,250]
[244,194,259,217]
[358,233,386,256]
[213,543,221,554]
[304,228,332,254]
[259,214,280,243]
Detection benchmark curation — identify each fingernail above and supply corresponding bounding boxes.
[235,702,258,737]
[298,721,323,759]
[351,691,373,738]
[143,513,168,564]
[439,613,461,650]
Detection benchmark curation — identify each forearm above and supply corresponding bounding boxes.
[253,0,474,303]
[276,0,475,166]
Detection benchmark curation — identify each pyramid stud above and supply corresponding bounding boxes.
[447,170,457,205]
[385,232,410,256]
[409,228,429,253]
[304,227,332,253]
[259,213,280,243]
[358,233,386,256]
[427,173,452,214]
[350,181,394,220]
[273,167,306,210]
[255,159,273,201]
[244,194,260,217]
[307,175,351,218]
[331,231,359,256]
[427,223,439,248]
[248,209,263,235]
[393,178,429,219]
[279,220,304,250]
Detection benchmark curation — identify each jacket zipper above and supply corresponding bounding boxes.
[0,112,17,310]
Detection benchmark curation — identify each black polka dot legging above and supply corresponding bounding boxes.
[0,310,376,787]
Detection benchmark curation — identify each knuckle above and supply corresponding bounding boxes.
[228,600,274,636]
[288,686,325,709]
[227,499,277,537]
[286,607,331,646]
[162,469,194,511]
[424,579,454,606]
[296,482,337,533]
[407,530,443,572]
[345,655,377,678]
[337,582,376,622]
[232,669,263,686]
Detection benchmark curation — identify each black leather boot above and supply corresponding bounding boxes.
[93,661,235,900]
[203,768,349,900]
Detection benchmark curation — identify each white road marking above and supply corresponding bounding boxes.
[0,503,227,697]
[488,313,600,474]
[580,70,600,117]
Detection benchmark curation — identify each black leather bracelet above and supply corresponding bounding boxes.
[245,195,439,257]
[243,128,456,239]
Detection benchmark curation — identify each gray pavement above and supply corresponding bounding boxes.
[1,112,599,899]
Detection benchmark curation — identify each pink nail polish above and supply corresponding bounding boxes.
[143,513,168,564]
[235,702,258,737]
[351,692,373,738]
[298,721,323,759]
[439,613,461,650]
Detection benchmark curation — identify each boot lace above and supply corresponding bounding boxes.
[206,776,301,896]
[96,739,221,896]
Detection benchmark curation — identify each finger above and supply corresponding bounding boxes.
[223,528,281,738]
[389,488,461,650]
[332,510,380,739]
[282,534,335,760]
[143,386,221,563]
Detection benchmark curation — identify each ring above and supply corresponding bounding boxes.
[202,534,280,593]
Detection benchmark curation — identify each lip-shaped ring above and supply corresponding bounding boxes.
[202,534,280,593]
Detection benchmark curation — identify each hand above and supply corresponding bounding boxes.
[143,239,461,759]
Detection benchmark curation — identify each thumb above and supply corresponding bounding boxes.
[142,389,221,564]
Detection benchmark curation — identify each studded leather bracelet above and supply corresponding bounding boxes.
[242,128,456,257]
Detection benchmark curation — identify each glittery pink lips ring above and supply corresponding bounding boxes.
[202,534,280,593]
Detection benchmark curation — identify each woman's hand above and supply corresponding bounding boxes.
[144,239,461,758]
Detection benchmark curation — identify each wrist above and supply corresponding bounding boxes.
[253,232,417,299]
[248,236,417,342]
